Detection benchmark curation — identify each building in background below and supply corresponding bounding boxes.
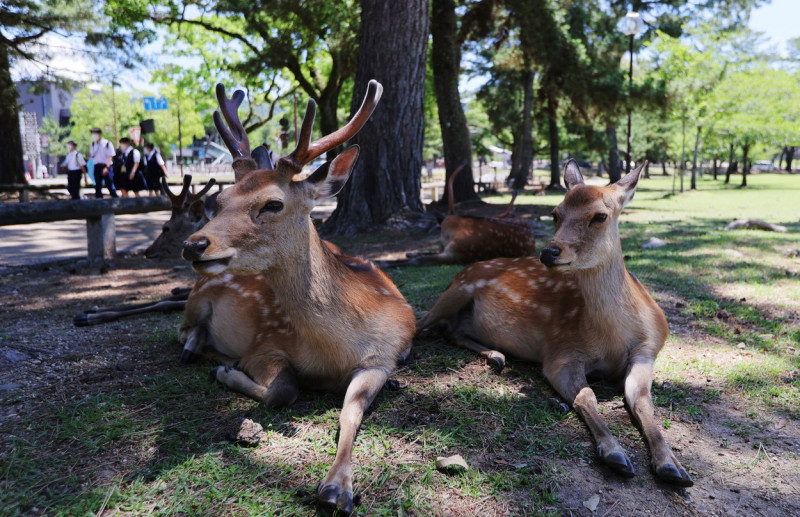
[16,81,79,178]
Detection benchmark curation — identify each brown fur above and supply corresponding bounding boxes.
[386,166,536,267]
[418,160,694,487]
[183,80,416,513]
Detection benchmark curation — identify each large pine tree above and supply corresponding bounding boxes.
[322,0,429,234]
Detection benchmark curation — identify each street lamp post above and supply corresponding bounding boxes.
[617,11,644,174]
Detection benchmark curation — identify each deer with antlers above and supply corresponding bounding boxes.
[417,160,693,487]
[144,175,217,260]
[384,163,536,267]
[179,80,415,513]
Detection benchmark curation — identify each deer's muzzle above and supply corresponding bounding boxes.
[182,238,210,261]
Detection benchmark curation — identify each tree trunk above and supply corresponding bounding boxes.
[725,142,735,184]
[713,158,718,180]
[741,142,749,187]
[431,0,477,205]
[690,125,701,190]
[0,44,26,184]
[321,0,428,235]
[546,94,563,189]
[644,161,650,179]
[786,146,795,172]
[507,70,534,189]
[317,83,342,160]
[679,112,686,193]
[606,125,621,183]
[661,162,668,176]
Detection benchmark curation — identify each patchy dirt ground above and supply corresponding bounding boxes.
[1,214,799,515]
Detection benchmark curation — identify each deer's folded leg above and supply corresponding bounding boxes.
[212,356,298,408]
[317,368,389,515]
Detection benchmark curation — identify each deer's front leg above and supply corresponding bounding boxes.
[624,360,693,487]
[544,360,635,478]
[317,368,389,514]
[212,355,298,408]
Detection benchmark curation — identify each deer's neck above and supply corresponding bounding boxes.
[575,252,638,318]
[264,225,346,329]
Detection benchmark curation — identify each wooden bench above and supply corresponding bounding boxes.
[0,197,172,263]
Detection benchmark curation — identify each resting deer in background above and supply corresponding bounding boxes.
[144,175,217,260]
[417,160,693,487]
[181,80,416,513]
[383,163,536,267]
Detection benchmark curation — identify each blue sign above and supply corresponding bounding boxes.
[143,96,169,111]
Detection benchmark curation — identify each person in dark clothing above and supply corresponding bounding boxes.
[60,140,88,199]
[144,142,169,196]
[88,128,118,198]
[118,137,148,197]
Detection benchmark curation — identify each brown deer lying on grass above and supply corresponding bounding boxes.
[417,160,694,487]
[181,80,415,513]
[144,175,217,260]
[383,164,536,267]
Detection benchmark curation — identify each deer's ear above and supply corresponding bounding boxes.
[564,160,585,190]
[615,160,646,208]
[306,145,360,199]
[203,192,220,220]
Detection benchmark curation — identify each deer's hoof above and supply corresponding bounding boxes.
[655,463,694,487]
[485,351,506,373]
[73,314,92,327]
[602,450,636,478]
[180,348,200,364]
[317,483,354,515]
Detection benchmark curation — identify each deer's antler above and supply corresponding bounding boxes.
[162,175,216,208]
[186,178,216,205]
[494,190,518,219]
[162,175,193,209]
[447,161,469,216]
[282,80,383,170]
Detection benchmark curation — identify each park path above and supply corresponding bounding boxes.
[0,213,165,267]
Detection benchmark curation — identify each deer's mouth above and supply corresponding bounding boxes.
[191,256,232,274]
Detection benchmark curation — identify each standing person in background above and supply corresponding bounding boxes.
[144,142,168,196]
[88,128,118,198]
[118,137,147,197]
[60,140,88,200]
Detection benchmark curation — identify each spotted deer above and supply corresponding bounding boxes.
[385,163,536,267]
[181,80,416,513]
[144,175,217,260]
[417,160,693,487]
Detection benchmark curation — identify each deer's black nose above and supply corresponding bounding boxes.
[540,246,561,267]
[182,238,209,261]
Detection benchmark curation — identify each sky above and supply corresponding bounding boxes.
[748,0,800,56]
[11,0,800,93]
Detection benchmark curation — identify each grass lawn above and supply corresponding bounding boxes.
[0,173,798,516]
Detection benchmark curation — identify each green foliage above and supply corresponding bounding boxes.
[106,0,361,142]
[67,85,204,157]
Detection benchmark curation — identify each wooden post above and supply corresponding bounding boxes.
[86,213,116,262]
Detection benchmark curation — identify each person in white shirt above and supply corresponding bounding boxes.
[117,137,147,198]
[143,142,169,196]
[88,128,118,198]
[60,140,88,199]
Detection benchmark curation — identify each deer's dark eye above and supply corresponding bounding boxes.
[259,201,284,214]
[552,211,560,224]
[590,213,608,225]
[162,226,170,232]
